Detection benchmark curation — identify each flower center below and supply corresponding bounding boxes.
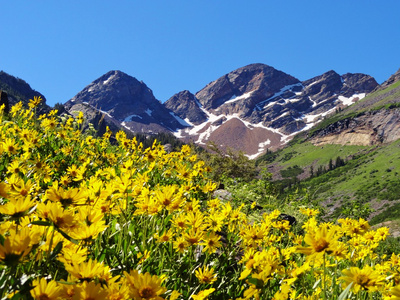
[139,287,155,298]
[356,274,371,288]
[314,239,329,252]
[38,295,51,300]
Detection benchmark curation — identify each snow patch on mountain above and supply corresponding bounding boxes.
[309,96,318,107]
[121,122,131,131]
[124,114,142,121]
[98,109,112,119]
[305,78,323,89]
[103,73,116,85]
[247,140,272,159]
[169,112,191,127]
[338,93,366,106]
[299,92,365,128]
[224,91,254,104]
[255,83,303,110]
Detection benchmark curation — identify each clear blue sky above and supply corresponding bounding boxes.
[1,1,400,106]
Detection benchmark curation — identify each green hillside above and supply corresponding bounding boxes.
[256,79,400,229]
[294,139,400,221]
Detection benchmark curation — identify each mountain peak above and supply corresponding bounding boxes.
[62,64,380,158]
[67,70,152,112]
[93,70,140,87]
[195,63,300,110]
[232,63,277,72]
[65,70,187,133]
[165,90,207,125]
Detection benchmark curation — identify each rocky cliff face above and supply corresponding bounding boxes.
[311,109,400,146]
[310,77,400,147]
[195,63,300,111]
[164,90,207,125]
[64,70,187,133]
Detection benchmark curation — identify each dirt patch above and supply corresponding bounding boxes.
[368,199,400,220]
[311,130,375,147]
[372,220,400,238]
[208,118,282,156]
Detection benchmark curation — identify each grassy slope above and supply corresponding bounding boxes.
[277,142,367,169]
[257,80,400,226]
[301,139,400,218]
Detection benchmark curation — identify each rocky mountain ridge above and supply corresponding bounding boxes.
[168,64,378,157]
[3,64,393,158]
[63,64,381,157]
[379,67,400,90]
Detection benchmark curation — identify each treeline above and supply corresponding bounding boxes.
[130,131,190,151]
[310,156,346,177]
[272,156,347,195]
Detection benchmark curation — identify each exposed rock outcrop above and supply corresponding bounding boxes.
[311,108,400,146]
[195,63,300,112]
[164,90,207,125]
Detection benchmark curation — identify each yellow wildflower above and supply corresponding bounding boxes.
[200,232,222,254]
[30,278,61,300]
[195,265,217,284]
[0,227,32,267]
[28,96,42,109]
[297,224,339,258]
[65,259,110,282]
[123,270,167,300]
[173,236,189,254]
[191,288,215,300]
[340,265,384,293]
[73,281,109,300]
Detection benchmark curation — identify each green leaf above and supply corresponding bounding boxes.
[312,279,321,289]
[30,220,52,226]
[338,282,353,300]
[56,228,79,245]
[247,277,264,289]
[10,292,23,300]
[50,241,63,259]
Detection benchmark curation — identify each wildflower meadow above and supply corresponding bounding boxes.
[1,97,400,299]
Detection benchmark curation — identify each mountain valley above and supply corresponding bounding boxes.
[1,64,400,229]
